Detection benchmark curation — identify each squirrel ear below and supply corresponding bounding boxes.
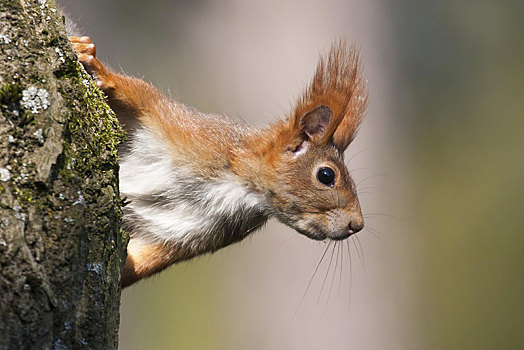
[331,93,367,152]
[299,105,333,141]
[291,41,367,152]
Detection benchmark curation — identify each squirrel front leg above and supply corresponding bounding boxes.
[70,36,170,131]
[71,37,176,287]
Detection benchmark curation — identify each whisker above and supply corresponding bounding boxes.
[348,167,372,174]
[346,147,372,166]
[364,226,390,249]
[338,242,344,295]
[355,234,365,262]
[351,236,367,276]
[355,174,385,188]
[294,241,331,317]
[363,213,401,222]
[346,240,353,312]
[326,242,341,305]
[357,186,384,192]
[317,242,337,304]
[365,224,386,237]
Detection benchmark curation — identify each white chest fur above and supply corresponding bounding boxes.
[119,129,269,254]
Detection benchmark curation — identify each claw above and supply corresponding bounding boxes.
[69,36,92,44]
[69,36,114,91]
[71,42,96,56]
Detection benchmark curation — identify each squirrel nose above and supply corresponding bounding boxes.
[348,217,364,235]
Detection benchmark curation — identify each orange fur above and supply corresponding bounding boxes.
[290,41,367,150]
[232,42,367,189]
[71,37,367,287]
[122,240,179,288]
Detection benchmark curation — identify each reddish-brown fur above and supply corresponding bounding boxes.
[70,37,367,287]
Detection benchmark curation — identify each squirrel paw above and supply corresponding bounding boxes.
[70,36,114,91]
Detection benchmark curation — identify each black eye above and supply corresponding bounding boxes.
[316,167,335,186]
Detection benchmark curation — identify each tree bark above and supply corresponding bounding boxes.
[0,1,126,349]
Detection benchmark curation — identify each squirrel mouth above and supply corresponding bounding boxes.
[329,231,353,241]
[297,224,358,241]
[328,226,361,241]
[296,228,327,241]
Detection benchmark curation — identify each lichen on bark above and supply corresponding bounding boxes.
[0,0,126,349]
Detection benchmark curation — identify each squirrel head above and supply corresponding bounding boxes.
[250,42,367,240]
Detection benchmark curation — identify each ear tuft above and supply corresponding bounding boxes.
[290,41,368,152]
[300,105,333,140]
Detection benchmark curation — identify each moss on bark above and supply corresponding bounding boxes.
[0,0,126,348]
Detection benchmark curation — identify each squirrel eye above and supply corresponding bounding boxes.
[316,167,335,186]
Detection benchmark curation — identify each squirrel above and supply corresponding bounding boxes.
[69,36,368,288]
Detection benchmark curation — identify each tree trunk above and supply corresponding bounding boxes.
[0,1,126,349]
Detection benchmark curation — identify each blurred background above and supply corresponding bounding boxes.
[64,0,524,349]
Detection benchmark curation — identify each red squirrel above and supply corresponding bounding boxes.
[69,36,368,288]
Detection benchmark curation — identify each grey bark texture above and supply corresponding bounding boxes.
[0,0,126,349]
